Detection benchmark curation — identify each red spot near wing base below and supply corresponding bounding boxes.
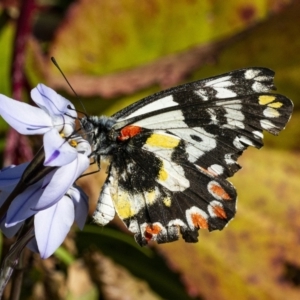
[117,125,142,141]
[144,224,161,241]
[191,213,208,229]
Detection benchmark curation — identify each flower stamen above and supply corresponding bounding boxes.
[69,140,78,148]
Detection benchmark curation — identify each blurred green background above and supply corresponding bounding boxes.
[0,0,300,299]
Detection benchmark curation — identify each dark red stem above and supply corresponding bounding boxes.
[4,0,37,166]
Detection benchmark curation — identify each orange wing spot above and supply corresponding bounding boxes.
[191,213,208,229]
[118,125,142,141]
[210,183,231,200]
[213,205,227,219]
[144,224,162,241]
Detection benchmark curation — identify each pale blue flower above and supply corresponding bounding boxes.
[0,84,78,167]
[0,141,90,258]
[0,84,76,135]
[33,185,88,259]
[0,85,92,258]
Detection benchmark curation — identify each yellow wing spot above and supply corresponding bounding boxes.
[146,134,180,148]
[163,197,172,207]
[113,192,135,219]
[258,95,276,105]
[158,167,168,181]
[146,190,156,205]
[268,101,283,108]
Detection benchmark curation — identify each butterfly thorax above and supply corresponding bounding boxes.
[80,115,119,156]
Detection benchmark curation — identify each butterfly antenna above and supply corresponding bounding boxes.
[51,57,87,115]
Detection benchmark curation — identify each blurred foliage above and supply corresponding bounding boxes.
[42,0,271,76]
[0,0,300,299]
[0,22,13,140]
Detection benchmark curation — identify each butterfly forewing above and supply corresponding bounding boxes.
[87,67,293,246]
[112,67,275,122]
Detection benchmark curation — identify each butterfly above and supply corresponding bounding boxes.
[80,68,293,246]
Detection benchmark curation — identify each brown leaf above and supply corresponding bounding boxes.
[67,260,97,299]
[84,250,161,300]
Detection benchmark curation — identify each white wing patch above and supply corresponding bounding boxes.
[157,159,189,192]
[252,82,269,93]
[185,144,205,163]
[244,69,261,79]
[119,95,178,120]
[194,89,209,100]
[134,110,186,129]
[214,88,237,98]
[263,107,280,118]
[239,136,255,147]
[168,127,217,162]
[204,75,232,87]
[260,119,276,131]
[252,130,263,139]
[206,108,219,125]
[224,153,235,165]
[215,100,245,129]
[233,137,245,150]
[216,99,242,108]
[203,76,237,98]
[208,164,224,175]
[93,178,116,226]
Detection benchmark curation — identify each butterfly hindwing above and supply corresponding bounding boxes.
[89,67,293,245]
[104,132,237,245]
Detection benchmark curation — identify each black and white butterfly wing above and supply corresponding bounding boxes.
[91,68,293,245]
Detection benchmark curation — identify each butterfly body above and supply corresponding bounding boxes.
[80,68,293,246]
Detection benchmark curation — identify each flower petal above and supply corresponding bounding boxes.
[0,184,18,208]
[43,129,78,166]
[5,180,44,227]
[35,196,75,259]
[0,163,29,187]
[34,154,89,210]
[31,84,77,118]
[74,153,90,176]
[0,218,23,238]
[26,236,39,253]
[0,94,52,134]
[68,186,89,229]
